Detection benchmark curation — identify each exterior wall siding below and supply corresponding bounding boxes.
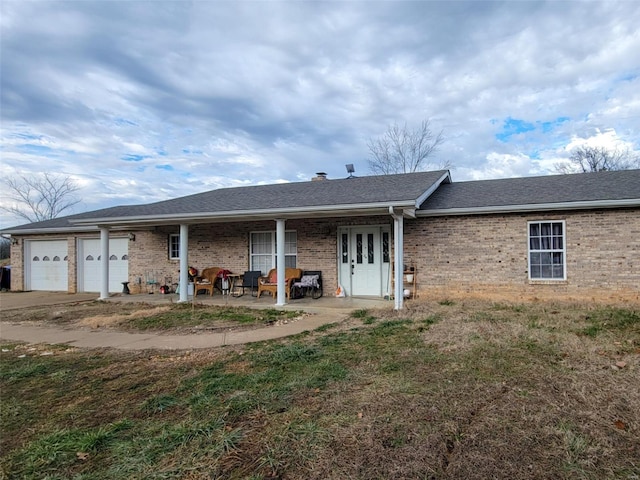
[127,217,391,296]
[124,221,338,294]
[8,209,638,304]
[405,208,640,303]
[9,241,24,291]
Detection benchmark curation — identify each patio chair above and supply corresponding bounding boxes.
[194,267,221,297]
[145,271,159,293]
[257,267,302,300]
[236,270,262,297]
[293,270,323,299]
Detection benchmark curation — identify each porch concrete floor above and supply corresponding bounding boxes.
[108,290,393,315]
[1,290,392,314]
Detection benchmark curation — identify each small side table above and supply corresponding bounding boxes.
[121,282,130,295]
[223,274,241,296]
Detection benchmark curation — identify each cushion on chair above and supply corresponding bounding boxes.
[299,275,319,287]
[269,272,277,283]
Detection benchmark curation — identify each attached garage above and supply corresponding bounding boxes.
[25,240,69,291]
[78,238,129,293]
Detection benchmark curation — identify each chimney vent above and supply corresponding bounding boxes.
[312,172,328,181]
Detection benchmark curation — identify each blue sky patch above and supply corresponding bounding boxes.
[496,116,571,142]
[121,154,148,162]
[21,144,54,154]
[114,117,137,127]
[540,116,570,133]
[155,164,174,171]
[496,117,535,142]
[615,71,638,83]
[12,132,42,140]
[182,148,203,155]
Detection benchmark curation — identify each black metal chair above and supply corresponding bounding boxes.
[237,270,262,297]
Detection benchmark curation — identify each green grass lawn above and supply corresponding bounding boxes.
[1,301,638,479]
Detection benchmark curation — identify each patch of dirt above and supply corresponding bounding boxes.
[77,306,173,328]
[1,301,156,326]
[0,299,309,336]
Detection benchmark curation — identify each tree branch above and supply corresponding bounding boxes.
[368,119,447,175]
[1,173,81,223]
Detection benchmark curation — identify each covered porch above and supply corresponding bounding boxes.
[106,289,393,315]
[83,212,415,310]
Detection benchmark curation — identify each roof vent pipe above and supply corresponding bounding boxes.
[312,172,328,181]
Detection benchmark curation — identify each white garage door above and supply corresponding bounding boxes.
[79,238,129,293]
[26,240,69,291]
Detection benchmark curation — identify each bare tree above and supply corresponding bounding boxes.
[1,173,81,223]
[367,120,448,175]
[555,146,640,174]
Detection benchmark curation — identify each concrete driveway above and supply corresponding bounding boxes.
[1,291,100,311]
[0,290,392,350]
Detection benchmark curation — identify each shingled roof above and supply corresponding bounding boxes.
[4,169,638,234]
[419,169,640,215]
[3,170,450,232]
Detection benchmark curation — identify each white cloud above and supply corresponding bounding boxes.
[1,0,640,227]
[459,152,535,181]
[565,129,637,152]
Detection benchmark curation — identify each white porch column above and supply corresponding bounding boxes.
[392,209,404,310]
[178,224,189,303]
[99,227,110,300]
[275,218,286,306]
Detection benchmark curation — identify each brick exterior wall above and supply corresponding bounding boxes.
[8,208,639,303]
[127,217,391,296]
[125,221,337,294]
[8,241,24,291]
[405,208,640,303]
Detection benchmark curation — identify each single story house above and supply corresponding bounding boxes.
[3,169,639,308]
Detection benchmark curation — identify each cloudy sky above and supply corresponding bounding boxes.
[1,0,639,227]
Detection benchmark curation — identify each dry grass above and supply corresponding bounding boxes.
[78,306,173,328]
[1,299,638,479]
[1,300,301,333]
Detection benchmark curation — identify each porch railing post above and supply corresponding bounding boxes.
[99,227,110,300]
[275,219,286,306]
[391,208,404,310]
[178,224,189,303]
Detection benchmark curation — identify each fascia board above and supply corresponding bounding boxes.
[414,171,452,208]
[417,198,640,217]
[403,208,416,219]
[0,225,100,235]
[70,201,418,226]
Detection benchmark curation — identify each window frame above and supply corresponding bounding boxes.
[527,220,566,281]
[169,234,180,260]
[249,230,297,274]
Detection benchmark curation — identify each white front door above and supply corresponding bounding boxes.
[78,238,129,293]
[338,226,390,297]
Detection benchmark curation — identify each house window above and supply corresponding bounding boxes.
[250,231,297,274]
[169,234,180,259]
[528,221,566,280]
